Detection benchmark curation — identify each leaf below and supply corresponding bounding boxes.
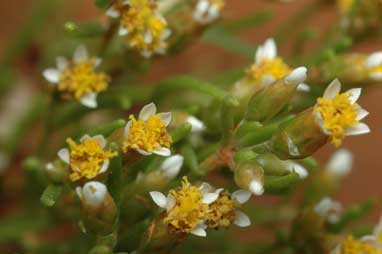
[40,184,63,207]
[264,173,300,194]
[95,0,112,9]
[171,123,192,143]
[107,143,124,205]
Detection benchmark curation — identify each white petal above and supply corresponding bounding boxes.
[139,103,157,121]
[118,26,129,36]
[202,192,219,204]
[261,74,276,86]
[289,162,309,179]
[190,225,207,237]
[105,6,120,18]
[99,160,109,174]
[56,57,68,71]
[159,112,172,126]
[323,79,341,99]
[231,190,252,204]
[79,134,91,143]
[152,147,171,157]
[149,191,167,208]
[94,58,102,67]
[297,83,311,92]
[73,45,88,64]
[136,149,152,156]
[58,148,70,164]
[80,93,98,108]
[315,111,331,135]
[198,182,214,195]
[249,180,264,195]
[93,135,107,148]
[345,88,361,104]
[373,216,382,240]
[124,120,132,138]
[345,123,370,136]
[255,44,265,64]
[356,107,369,121]
[160,155,184,179]
[234,211,251,227]
[326,149,353,177]
[75,186,83,200]
[365,51,382,69]
[285,66,307,85]
[43,68,60,83]
[166,195,176,212]
[82,181,107,208]
[186,116,206,132]
[263,38,277,60]
[369,72,382,81]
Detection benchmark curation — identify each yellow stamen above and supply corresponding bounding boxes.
[163,177,208,234]
[247,57,291,82]
[120,0,168,54]
[340,235,382,254]
[58,59,110,100]
[67,138,117,181]
[206,192,237,228]
[314,92,359,147]
[122,114,172,153]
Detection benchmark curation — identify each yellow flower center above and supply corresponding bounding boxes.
[340,235,382,254]
[314,92,359,147]
[58,59,110,100]
[206,193,237,228]
[67,138,117,181]
[120,0,168,53]
[247,57,291,82]
[368,65,382,76]
[163,177,208,234]
[122,114,172,153]
[337,0,354,14]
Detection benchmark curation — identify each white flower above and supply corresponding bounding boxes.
[160,154,184,179]
[364,51,382,81]
[314,79,370,146]
[314,197,342,223]
[76,181,108,208]
[249,180,264,196]
[123,102,172,157]
[186,116,206,132]
[230,190,252,227]
[325,149,353,177]
[255,38,277,65]
[42,45,106,108]
[193,0,224,24]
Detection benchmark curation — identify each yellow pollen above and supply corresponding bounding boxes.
[122,114,172,153]
[120,0,168,54]
[337,0,354,14]
[247,57,291,82]
[314,92,359,147]
[163,177,208,234]
[67,138,117,181]
[206,192,237,229]
[340,235,382,254]
[58,59,110,100]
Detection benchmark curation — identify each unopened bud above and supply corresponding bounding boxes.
[246,67,307,122]
[234,160,264,195]
[160,154,184,179]
[76,181,117,235]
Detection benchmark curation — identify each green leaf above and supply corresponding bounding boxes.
[95,0,112,9]
[181,145,203,176]
[40,184,63,207]
[107,143,123,205]
[264,173,300,194]
[86,119,126,138]
[222,9,273,33]
[171,123,192,143]
[64,21,105,38]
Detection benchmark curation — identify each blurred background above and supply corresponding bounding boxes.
[0,0,381,251]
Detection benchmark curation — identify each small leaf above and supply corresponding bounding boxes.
[107,143,123,205]
[40,184,63,207]
[95,0,112,9]
[264,173,300,194]
[171,123,192,143]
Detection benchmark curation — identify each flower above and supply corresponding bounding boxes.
[364,52,382,81]
[159,154,184,179]
[314,79,370,147]
[193,0,225,24]
[325,148,353,177]
[122,102,172,156]
[43,45,110,108]
[76,181,108,208]
[206,189,251,229]
[58,135,117,182]
[149,177,220,236]
[106,0,171,58]
[314,197,342,223]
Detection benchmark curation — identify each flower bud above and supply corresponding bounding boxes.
[45,160,69,183]
[76,181,117,235]
[245,67,307,122]
[234,160,264,195]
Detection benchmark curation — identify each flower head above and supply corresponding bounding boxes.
[123,102,172,156]
[193,0,225,24]
[106,0,171,58]
[314,197,342,223]
[43,45,110,108]
[206,189,251,229]
[149,177,220,236]
[314,79,370,147]
[364,52,382,81]
[76,181,108,208]
[58,135,117,182]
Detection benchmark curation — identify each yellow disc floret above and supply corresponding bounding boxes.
[58,59,110,100]
[67,138,117,181]
[123,114,172,153]
[120,0,168,54]
[163,177,208,234]
[206,192,237,228]
[340,235,382,254]
[247,57,291,82]
[314,92,359,147]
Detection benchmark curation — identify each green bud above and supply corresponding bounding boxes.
[234,159,264,195]
[256,153,291,176]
